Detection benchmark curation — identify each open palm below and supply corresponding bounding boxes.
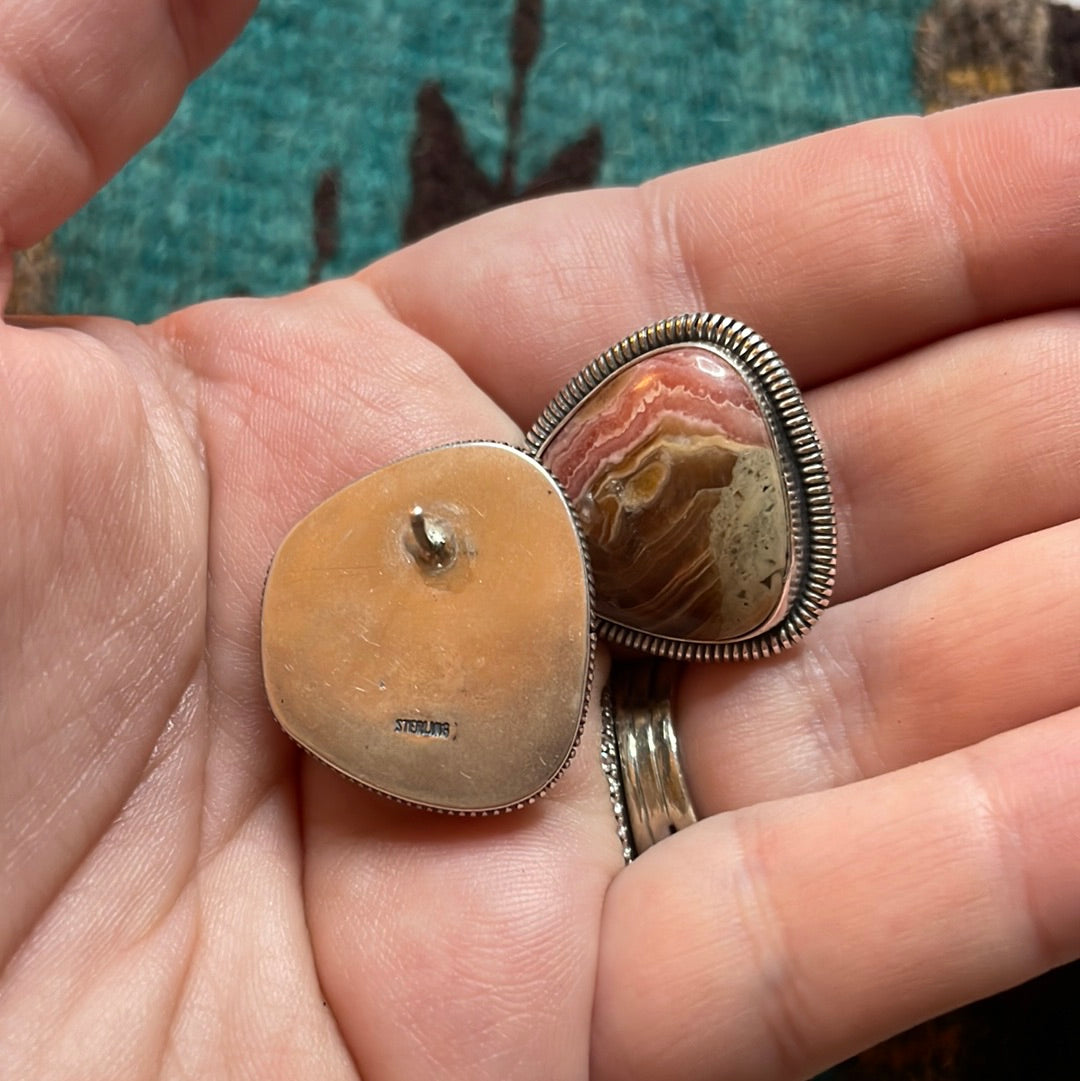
[3,4,1079,1079]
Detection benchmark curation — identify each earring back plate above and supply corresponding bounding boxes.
[261,442,594,814]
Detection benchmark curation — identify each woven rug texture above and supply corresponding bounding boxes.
[47,0,936,320]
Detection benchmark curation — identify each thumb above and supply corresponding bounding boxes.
[0,0,254,254]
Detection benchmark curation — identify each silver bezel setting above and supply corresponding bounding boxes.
[526,313,836,661]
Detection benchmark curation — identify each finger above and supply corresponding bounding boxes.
[678,517,1080,813]
[592,706,1080,1081]
[817,310,1080,603]
[672,309,1080,810]
[364,90,1080,426]
[0,0,255,251]
[302,677,622,1081]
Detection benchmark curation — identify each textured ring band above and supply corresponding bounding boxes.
[608,659,698,858]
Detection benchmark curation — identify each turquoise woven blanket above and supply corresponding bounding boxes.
[54,0,931,321]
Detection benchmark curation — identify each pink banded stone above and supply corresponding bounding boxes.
[540,346,791,643]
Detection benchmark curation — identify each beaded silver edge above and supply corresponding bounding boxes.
[600,687,634,863]
[525,313,837,661]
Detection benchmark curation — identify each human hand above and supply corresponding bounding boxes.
[3,4,1079,1079]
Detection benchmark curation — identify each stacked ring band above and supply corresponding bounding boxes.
[607,659,697,860]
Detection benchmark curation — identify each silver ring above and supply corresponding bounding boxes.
[604,659,698,860]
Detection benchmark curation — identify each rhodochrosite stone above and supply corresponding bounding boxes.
[539,347,790,643]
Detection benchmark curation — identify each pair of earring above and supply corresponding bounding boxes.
[260,314,835,819]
